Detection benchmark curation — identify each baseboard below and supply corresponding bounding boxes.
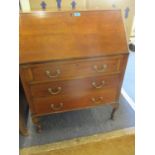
[121,88,135,111]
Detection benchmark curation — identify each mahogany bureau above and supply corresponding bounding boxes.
[19,10,129,132]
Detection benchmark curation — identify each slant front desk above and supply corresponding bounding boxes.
[20,10,129,132]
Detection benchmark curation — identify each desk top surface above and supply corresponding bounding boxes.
[20,10,128,64]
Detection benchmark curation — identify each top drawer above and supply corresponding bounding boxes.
[23,56,123,82]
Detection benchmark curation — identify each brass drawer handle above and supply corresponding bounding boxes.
[48,87,62,95]
[45,69,61,78]
[93,64,107,73]
[91,97,104,104]
[92,81,105,89]
[51,103,63,110]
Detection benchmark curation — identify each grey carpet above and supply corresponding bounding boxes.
[19,95,135,148]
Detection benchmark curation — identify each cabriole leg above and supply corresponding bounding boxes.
[111,103,119,120]
[32,115,42,133]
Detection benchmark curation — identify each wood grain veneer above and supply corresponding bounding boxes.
[19,10,128,132]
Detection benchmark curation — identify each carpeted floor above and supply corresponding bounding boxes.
[20,94,135,148]
[20,128,135,155]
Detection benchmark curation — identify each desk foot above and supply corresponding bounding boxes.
[32,115,42,133]
[111,103,118,120]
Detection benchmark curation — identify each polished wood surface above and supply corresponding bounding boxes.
[30,74,120,98]
[19,10,128,64]
[21,55,123,82]
[33,87,117,115]
[19,10,129,132]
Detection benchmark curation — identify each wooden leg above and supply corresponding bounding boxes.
[32,115,42,133]
[19,99,29,136]
[111,103,119,120]
[19,111,29,136]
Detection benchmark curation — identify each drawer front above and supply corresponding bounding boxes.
[30,75,120,98]
[29,56,122,82]
[33,87,118,115]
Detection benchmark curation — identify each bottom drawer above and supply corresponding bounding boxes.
[33,87,118,115]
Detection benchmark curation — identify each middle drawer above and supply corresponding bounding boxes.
[30,75,120,98]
